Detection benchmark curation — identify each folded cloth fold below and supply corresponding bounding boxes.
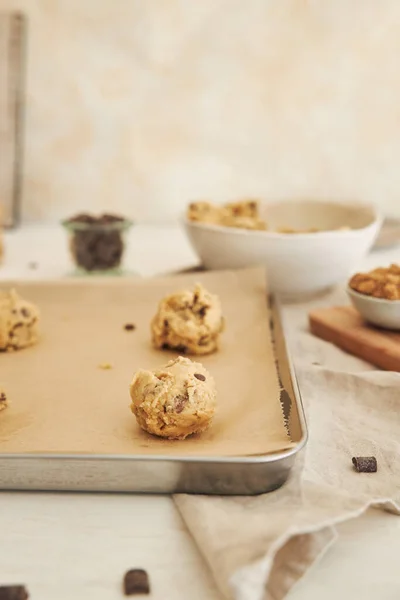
[174,368,400,600]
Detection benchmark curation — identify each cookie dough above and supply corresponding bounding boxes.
[151,283,224,355]
[130,356,216,439]
[186,201,222,225]
[0,387,8,412]
[187,199,267,231]
[0,289,40,351]
[349,264,400,300]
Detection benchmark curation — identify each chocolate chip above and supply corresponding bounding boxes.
[175,345,187,353]
[123,569,150,595]
[175,394,188,413]
[0,393,7,402]
[20,308,30,318]
[161,343,170,350]
[163,319,169,327]
[198,307,207,317]
[124,323,136,331]
[194,373,206,381]
[352,456,377,473]
[0,586,29,600]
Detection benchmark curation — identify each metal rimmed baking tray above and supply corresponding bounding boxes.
[0,269,307,495]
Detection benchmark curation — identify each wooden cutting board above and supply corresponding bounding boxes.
[309,306,400,371]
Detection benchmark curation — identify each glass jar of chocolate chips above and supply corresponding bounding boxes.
[62,213,133,274]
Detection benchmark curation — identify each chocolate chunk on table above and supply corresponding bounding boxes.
[123,569,150,595]
[0,585,29,600]
[352,456,377,473]
[124,323,136,331]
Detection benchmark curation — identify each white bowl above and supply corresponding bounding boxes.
[184,200,382,297]
[347,287,400,330]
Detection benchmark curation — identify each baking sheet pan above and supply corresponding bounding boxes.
[0,267,307,494]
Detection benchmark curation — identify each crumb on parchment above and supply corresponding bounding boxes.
[98,362,113,370]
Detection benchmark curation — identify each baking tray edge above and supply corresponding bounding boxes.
[0,295,308,495]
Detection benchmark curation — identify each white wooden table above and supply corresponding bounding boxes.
[1,223,400,599]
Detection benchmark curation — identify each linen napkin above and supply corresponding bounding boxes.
[174,305,400,600]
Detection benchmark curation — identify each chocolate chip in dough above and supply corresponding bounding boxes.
[123,569,150,596]
[0,393,7,402]
[352,456,377,473]
[175,345,187,353]
[124,323,136,331]
[175,393,188,413]
[0,585,29,600]
[20,308,30,318]
[194,373,206,381]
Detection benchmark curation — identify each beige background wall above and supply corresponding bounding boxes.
[1,0,400,222]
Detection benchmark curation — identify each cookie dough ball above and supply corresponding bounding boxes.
[0,387,8,412]
[187,199,267,231]
[130,356,216,440]
[221,200,267,230]
[225,199,259,219]
[151,283,224,355]
[0,289,40,351]
[187,201,221,225]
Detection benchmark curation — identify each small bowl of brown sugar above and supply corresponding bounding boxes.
[62,213,133,274]
[347,264,400,330]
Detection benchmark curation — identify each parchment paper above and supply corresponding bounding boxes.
[0,267,292,457]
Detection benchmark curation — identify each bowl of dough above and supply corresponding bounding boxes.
[184,199,382,297]
[347,264,400,330]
